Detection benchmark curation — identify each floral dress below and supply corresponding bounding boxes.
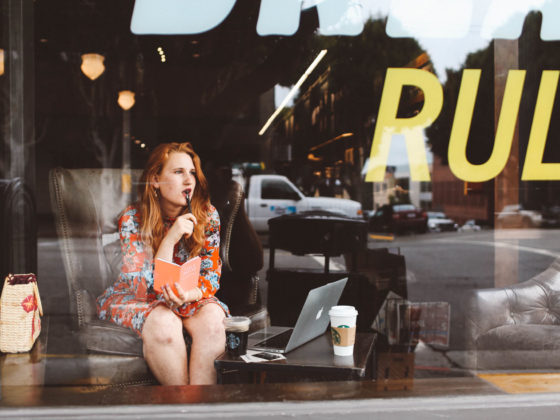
[96,204,229,337]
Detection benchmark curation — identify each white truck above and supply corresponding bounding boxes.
[244,174,363,231]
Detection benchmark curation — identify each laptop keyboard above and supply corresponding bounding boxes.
[253,329,293,349]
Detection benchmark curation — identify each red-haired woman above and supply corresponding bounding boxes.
[96,142,228,385]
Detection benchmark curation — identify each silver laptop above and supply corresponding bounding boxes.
[248,278,348,353]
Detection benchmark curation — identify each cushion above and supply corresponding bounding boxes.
[82,319,144,357]
[477,324,560,350]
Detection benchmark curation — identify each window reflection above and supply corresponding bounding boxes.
[1,0,560,406]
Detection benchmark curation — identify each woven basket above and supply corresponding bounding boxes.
[0,274,43,353]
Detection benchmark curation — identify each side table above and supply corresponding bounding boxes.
[215,331,376,384]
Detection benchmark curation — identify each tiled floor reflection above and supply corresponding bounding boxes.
[478,373,560,394]
[5,316,560,407]
[0,377,503,408]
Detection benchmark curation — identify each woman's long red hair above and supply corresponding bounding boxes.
[138,142,210,257]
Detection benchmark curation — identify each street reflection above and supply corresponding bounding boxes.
[2,0,557,398]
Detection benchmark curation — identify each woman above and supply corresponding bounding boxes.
[96,142,228,385]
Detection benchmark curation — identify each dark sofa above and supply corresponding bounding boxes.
[464,257,560,370]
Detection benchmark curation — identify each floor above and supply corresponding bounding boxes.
[2,231,560,412]
[4,314,560,415]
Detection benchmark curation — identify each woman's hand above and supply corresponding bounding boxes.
[162,283,203,309]
[155,213,197,262]
[166,213,198,245]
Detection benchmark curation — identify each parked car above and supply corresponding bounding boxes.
[362,209,375,221]
[458,219,482,232]
[427,212,458,232]
[245,174,362,232]
[495,204,543,228]
[369,204,427,234]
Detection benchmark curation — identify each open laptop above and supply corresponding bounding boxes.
[248,278,348,354]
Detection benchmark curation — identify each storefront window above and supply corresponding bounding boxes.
[2,0,560,414]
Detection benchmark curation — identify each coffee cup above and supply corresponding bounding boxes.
[223,316,251,356]
[329,305,358,356]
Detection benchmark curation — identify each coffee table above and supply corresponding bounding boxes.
[215,331,376,384]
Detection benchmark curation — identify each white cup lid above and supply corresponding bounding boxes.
[329,305,358,317]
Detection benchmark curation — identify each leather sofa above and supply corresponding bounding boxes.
[49,168,267,385]
[463,257,560,370]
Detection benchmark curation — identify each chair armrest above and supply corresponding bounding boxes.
[248,274,259,306]
[465,257,560,349]
[465,287,512,349]
[220,182,263,274]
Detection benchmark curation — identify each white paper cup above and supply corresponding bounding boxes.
[329,305,358,356]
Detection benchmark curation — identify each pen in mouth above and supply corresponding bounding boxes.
[183,189,192,214]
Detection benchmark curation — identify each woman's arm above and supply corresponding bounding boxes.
[198,207,222,299]
[154,212,201,305]
[162,207,221,308]
[96,206,150,312]
[119,207,147,274]
[155,213,197,262]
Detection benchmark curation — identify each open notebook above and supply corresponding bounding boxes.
[153,256,200,295]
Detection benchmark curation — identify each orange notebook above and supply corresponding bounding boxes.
[153,256,201,295]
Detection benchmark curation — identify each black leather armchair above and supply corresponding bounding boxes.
[49,168,267,384]
[464,257,560,370]
[213,179,264,312]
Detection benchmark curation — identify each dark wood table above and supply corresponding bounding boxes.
[215,332,377,384]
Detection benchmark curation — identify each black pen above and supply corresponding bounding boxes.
[182,188,192,214]
[186,193,192,214]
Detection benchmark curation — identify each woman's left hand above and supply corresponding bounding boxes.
[162,283,203,309]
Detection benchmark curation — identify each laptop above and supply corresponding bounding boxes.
[248,278,348,354]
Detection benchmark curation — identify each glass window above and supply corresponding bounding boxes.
[393,204,416,212]
[3,0,560,413]
[261,179,301,200]
[420,181,432,193]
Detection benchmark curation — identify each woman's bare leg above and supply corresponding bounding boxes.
[183,303,226,385]
[142,305,188,385]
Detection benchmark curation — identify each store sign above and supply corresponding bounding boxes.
[130,0,363,35]
[365,68,560,183]
[387,0,560,40]
[129,1,560,183]
[131,0,560,40]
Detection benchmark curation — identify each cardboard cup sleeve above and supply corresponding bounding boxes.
[331,326,356,347]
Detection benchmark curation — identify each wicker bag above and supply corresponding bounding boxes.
[0,273,43,353]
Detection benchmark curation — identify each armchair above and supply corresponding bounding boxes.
[49,168,267,385]
[464,257,560,370]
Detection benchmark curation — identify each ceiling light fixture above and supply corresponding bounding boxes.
[117,90,136,111]
[259,49,327,136]
[80,53,105,80]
